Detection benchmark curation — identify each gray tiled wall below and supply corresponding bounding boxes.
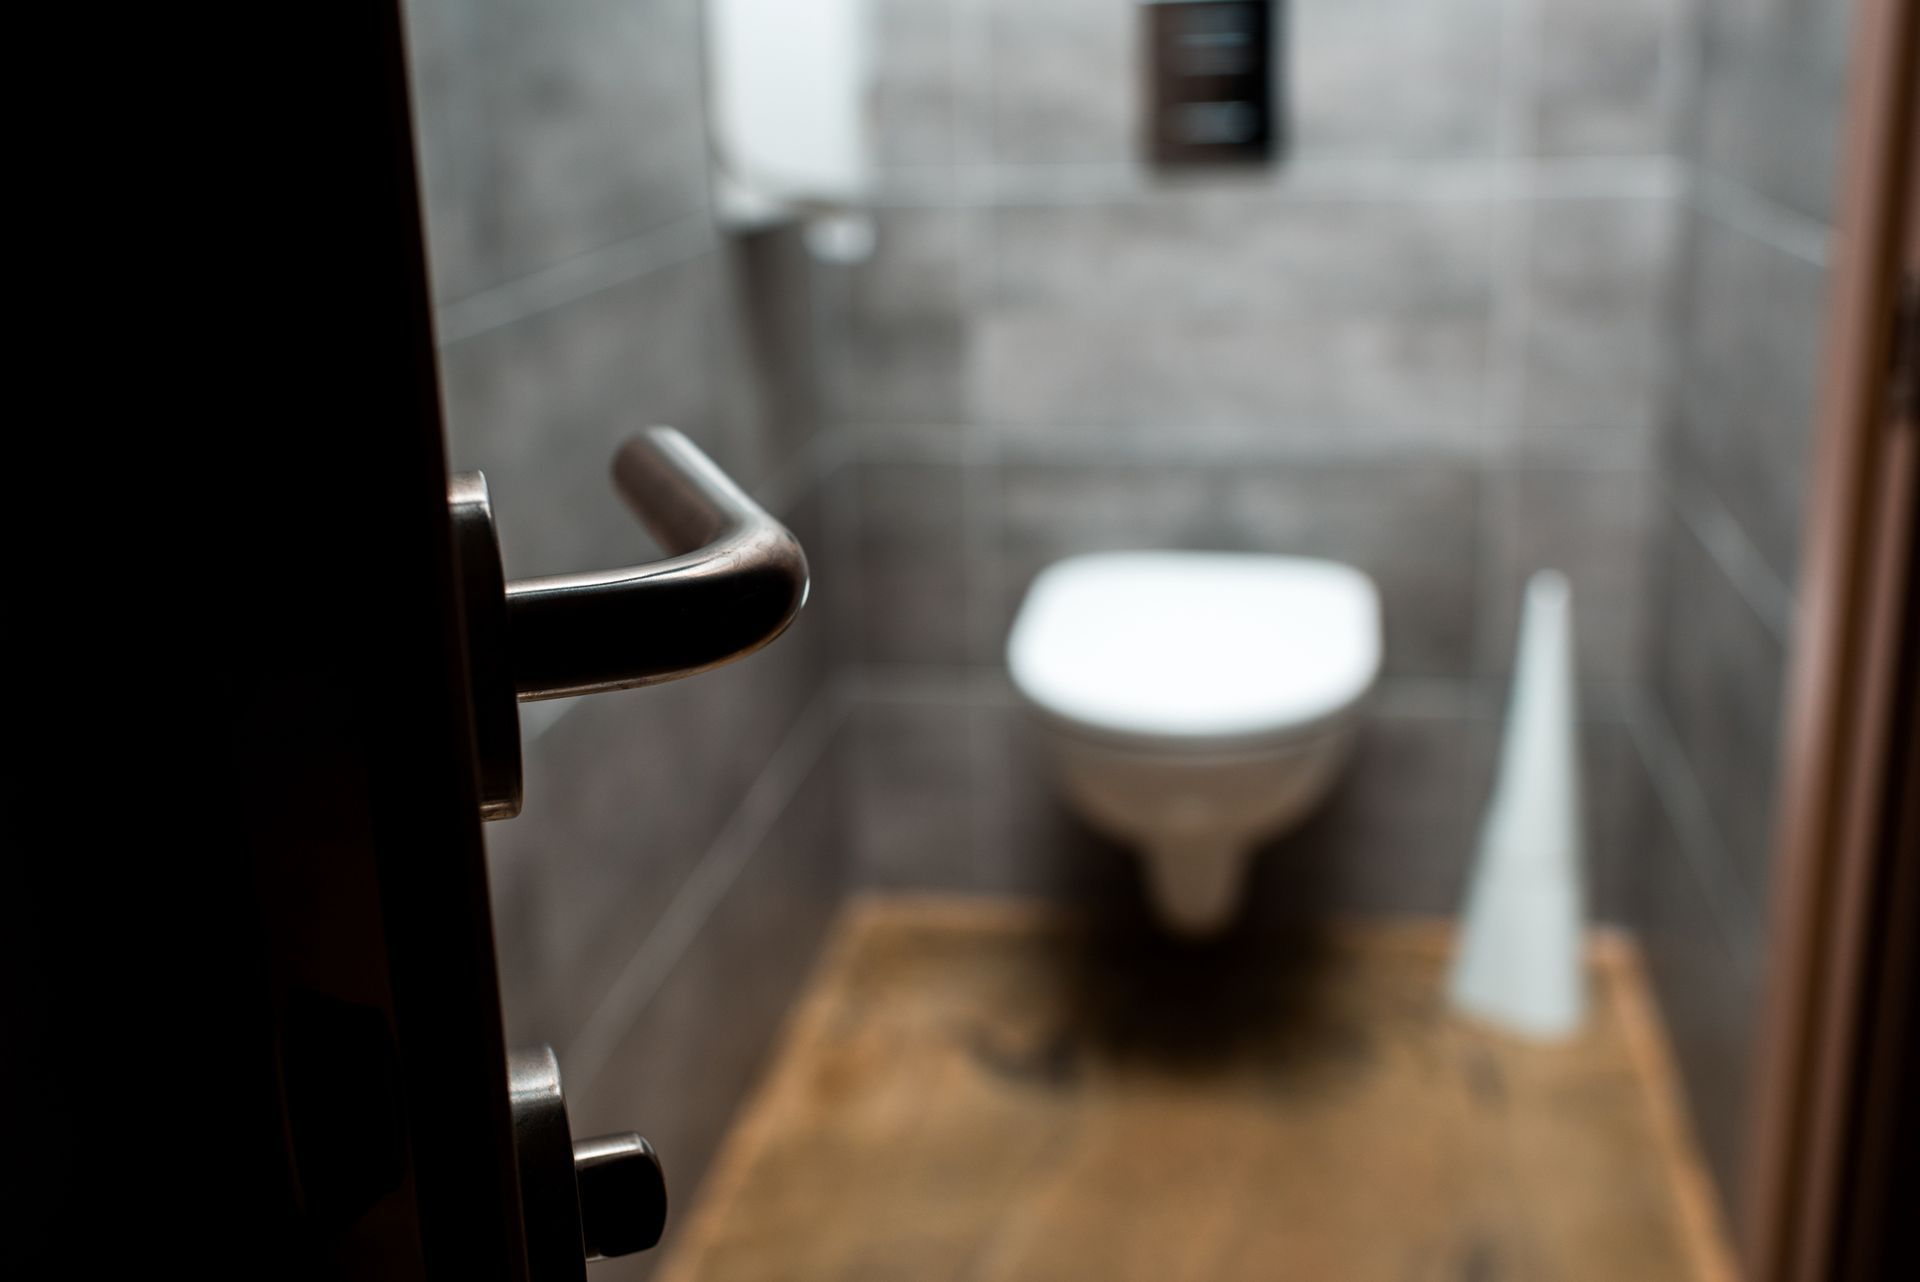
[975,194,1499,439]
[836,0,1687,918]
[565,722,846,1278]
[1691,0,1854,224]
[1530,0,1682,155]
[1668,202,1830,587]
[1289,0,1507,158]
[1476,463,1657,688]
[1516,196,1678,434]
[828,0,1849,1238]
[402,0,1851,1254]
[404,0,846,1256]
[405,0,712,306]
[1626,0,1847,1204]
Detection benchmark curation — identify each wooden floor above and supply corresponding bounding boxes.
[660,897,1736,1282]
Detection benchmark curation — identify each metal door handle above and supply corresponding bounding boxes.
[451,428,810,818]
[507,428,809,700]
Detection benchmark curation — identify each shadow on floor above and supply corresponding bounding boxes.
[965,898,1389,1095]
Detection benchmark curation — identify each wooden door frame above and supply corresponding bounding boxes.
[1745,1,1918,1279]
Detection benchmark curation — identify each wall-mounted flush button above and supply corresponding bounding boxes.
[1142,0,1280,165]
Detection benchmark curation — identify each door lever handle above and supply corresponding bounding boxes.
[450,428,809,819]
[505,428,810,701]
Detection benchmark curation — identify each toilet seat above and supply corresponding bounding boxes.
[1008,551,1382,749]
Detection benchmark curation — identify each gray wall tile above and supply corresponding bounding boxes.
[850,209,972,315]
[973,691,1138,900]
[988,0,1136,164]
[1651,501,1789,916]
[847,689,978,887]
[1478,465,1656,690]
[1578,716,1645,926]
[972,307,1490,439]
[1627,2,1846,1227]
[989,195,1495,313]
[488,682,749,1049]
[1518,197,1679,433]
[976,195,1495,438]
[809,456,869,668]
[708,229,828,492]
[1625,730,1763,1212]
[851,459,971,664]
[565,743,844,1281]
[404,0,712,304]
[821,209,976,427]
[1289,0,1504,158]
[438,233,822,576]
[1530,0,1678,156]
[825,311,976,430]
[1245,708,1480,920]
[1668,206,1826,589]
[438,254,719,579]
[1692,0,1853,224]
[869,0,989,178]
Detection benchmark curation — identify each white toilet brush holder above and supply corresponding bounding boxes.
[1449,570,1587,1039]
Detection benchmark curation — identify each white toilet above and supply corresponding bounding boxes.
[1008,551,1383,935]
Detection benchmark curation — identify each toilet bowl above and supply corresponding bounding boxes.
[1008,551,1383,934]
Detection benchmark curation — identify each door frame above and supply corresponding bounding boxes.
[1745,0,1918,1279]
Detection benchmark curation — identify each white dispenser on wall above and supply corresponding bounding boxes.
[704,0,873,258]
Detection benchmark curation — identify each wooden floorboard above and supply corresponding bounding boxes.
[659,896,1738,1282]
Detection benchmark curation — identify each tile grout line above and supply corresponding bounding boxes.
[825,421,1656,471]
[1660,470,1797,648]
[1470,0,1541,702]
[867,154,1685,210]
[1656,0,1701,164]
[434,214,717,347]
[843,662,1546,726]
[956,0,1002,891]
[1622,688,1767,975]
[826,665,866,891]
[962,430,1004,888]
[1685,167,1834,269]
[563,683,849,1098]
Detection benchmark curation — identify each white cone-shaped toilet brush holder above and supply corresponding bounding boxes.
[1449,570,1587,1039]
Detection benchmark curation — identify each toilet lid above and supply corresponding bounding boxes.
[1007,552,1382,743]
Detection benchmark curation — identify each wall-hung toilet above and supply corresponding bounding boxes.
[1008,552,1383,935]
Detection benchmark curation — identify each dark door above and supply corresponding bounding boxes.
[13,3,525,1275]
[7,4,799,1278]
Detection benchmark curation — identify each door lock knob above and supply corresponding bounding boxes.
[573,1133,667,1260]
[509,1046,668,1278]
